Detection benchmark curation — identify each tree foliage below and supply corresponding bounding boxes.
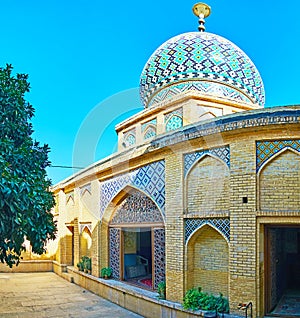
[0,64,56,267]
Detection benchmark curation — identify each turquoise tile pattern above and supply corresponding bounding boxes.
[256,139,300,172]
[184,146,230,177]
[140,32,265,107]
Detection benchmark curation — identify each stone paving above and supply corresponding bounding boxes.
[0,272,144,318]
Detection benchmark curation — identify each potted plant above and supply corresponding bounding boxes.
[81,256,90,273]
[77,261,84,271]
[101,267,113,279]
[157,281,166,299]
[85,257,92,274]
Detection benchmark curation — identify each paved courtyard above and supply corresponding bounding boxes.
[0,272,144,318]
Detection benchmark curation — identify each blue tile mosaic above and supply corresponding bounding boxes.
[124,129,136,147]
[148,81,252,107]
[100,161,165,219]
[142,119,157,140]
[165,108,183,132]
[140,32,265,107]
[109,228,121,279]
[256,139,300,172]
[185,218,230,243]
[184,146,230,177]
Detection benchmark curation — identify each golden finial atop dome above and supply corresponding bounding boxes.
[192,3,211,32]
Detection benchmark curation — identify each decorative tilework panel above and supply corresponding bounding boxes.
[140,32,265,107]
[144,126,156,139]
[165,108,183,122]
[185,218,230,243]
[109,228,121,279]
[166,115,183,132]
[124,129,136,147]
[142,119,157,140]
[184,146,230,177]
[165,108,183,132]
[100,161,165,219]
[153,228,165,289]
[148,81,252,107]
[142,118,157,133]
[110,190,164,225]
[256,139,300,172]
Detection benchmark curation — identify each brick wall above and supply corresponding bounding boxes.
[187,225,229,296]
[187,155,229,215]
[165,150,185,302]
[229,138,257,315]
[259,149,300,212]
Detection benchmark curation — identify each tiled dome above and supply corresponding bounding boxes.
[140,32,265,108]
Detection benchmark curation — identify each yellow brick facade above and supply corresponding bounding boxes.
[1,103,297,318]
[43,105,300,318]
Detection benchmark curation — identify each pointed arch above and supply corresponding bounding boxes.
[199,111,217,120]
[102,185,165,226]
[80,226,92,256]
[144,125,156,139]
[80,184,92,197]
[186,221,230,246]
[165,114,183,132]
[258,148,300,212]
[66,192,74,205]
[105,186,166,287]
[257,146,300,175]
[185,154,230,216]
[186,224,229,296]
[185,152,229,178]
[124,133,136,146]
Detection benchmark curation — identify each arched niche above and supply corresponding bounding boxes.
[185,154,230,216]
[258,148,300,212]
[80,226,92,258]
[186,224,229,296]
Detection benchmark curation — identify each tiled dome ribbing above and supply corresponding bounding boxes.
[140,32,265,108]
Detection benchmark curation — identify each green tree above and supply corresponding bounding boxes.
[0,64,56,267]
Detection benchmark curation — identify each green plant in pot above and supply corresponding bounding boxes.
[157,281,166,300]
[77,261,84,271]
[101,267,113,279]
[81,256,90,273]
[85,257,92,274]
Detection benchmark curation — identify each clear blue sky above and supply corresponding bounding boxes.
[1,0,299,184]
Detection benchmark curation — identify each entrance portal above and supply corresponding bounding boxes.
[108,189,165,290]
[123,228,152,288]
[265,226,300,317]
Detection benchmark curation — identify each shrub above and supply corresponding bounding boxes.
[183,287,203,311]
[183,287,229,313]
[157,281,166,299]
[215,293,229,313]
[101,267,113,278]
[77,256,91,273]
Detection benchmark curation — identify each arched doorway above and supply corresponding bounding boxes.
[108,189,165,290]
